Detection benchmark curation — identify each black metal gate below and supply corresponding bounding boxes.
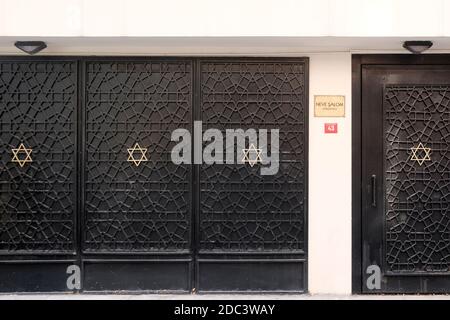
[197,60,307,291]
[0,57,308,293]
[0,58,78,291]
[354,55,450,293]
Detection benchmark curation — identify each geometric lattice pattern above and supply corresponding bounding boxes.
[199,61,306,251]
[0,61,77,252]
[84,61,192,252]
[384,85,450,273]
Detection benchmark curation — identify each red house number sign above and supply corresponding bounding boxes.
[324,123,338,134]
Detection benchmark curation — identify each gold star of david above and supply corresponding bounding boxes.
[410,142,431,166]
[242,143,263,167]
[127,143,148,167]
[11,143,33,168]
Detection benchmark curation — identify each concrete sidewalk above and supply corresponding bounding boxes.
[0,294,449,300]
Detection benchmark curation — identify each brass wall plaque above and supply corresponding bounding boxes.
[314,95,345,117]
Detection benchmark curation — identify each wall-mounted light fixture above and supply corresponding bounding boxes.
[14,41,47,55]
[403,41,433,54]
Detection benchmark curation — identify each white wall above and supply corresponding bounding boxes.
[308,53,352,295]
[0,0,450,37]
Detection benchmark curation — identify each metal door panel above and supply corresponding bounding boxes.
[82,59,193,291]
[0,59,78,292]
[197,59,308,292]
[361,64,450,293]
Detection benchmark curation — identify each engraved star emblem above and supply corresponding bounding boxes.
[127,143,148,166]
[410,142,431,166]
[11,143,33,168]
[242,143,263,167]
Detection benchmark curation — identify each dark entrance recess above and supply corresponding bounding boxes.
[0,57,308,293]
[353,55,450,294]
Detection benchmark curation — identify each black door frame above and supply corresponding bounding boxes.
[0,55,309,293]
[352,54,450,294]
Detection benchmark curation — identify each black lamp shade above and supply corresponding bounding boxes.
[14,41,47,55]
[403,41,433,54]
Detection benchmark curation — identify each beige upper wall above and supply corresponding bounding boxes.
[0,0,450,37]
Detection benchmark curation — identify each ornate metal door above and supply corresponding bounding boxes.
[0,57,307,293]
[361,64,450,293]
[197,59,308,292]
[0,59,78,292]
[82,59,193,291]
